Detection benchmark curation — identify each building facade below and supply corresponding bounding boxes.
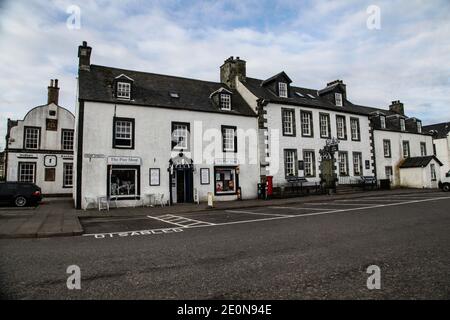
[423,122,450,178]
[74,42,259,209]
[223,57,375,187]
[4,80,75,195]
[370,101,435,187]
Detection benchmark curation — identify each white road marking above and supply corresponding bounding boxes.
[269,206,331,211]
[82,217,150,223]
[335,199,405,202]
[225,210,293,217]
[148,214,215,227]
[304,202,379,206]
[85,196,450,239]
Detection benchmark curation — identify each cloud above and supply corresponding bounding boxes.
[0,0,449,150]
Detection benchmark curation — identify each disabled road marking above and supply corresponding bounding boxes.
[147,214,215,227]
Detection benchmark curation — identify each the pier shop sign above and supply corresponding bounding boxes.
[107,156,142,166]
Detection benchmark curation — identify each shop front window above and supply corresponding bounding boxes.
[109,166,139,198]
[215,167,236,195]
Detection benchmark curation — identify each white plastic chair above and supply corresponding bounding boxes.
[98,196,109,211]
[156,193,165,207]
[84,197,97,211]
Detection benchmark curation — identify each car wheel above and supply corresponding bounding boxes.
[15,196,27,207]
[443,184,450,192]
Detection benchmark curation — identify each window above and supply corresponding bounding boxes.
[116,82,131,99]
[45,168,55,182]
[303,150,316,177]
[113,117,134,149]
[338,152,349,176]
[307,94,315,99]
[24,127,40,150]
[420,142,427,156]
[353,152,363,176]
[222,126,237,152]
[284,149,298,177]
[433,144,437,156]
[214,167,237,195]
[108,166,140,199]
[18,162,36,183]
[335,93,343,107]
[171,122,190,151]
[383,140,391,158]
[336,116,347,140]
[278,82,288,98]
[295,92,304,98]
[417,121,422,133]
[402,141,410,158]
[380,115,386,129]
[350,118,361,141]
[301,111,313,137]
[320,113,331,138]
[431,164,437,181]
[400,118,406,131]
[220,93,231,110]
[385,166,393,181]
[61,129,74,151]
[63,163,73,187]
[282,108,295,136]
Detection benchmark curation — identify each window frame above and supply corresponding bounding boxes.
[112,117,135,149]
[417,121,422,133]
[18,162,36,183]
[338,151,349,176]
[336,115,347,140]
[400,118,406,132]
[116,81,132,100]
[63,162,74,188]
[303,150,316,178]
[335,93,343,107]
[300,110,314,138]
[171,122,191,151]
[23,126,41,150]
[402,140,410,158]
[284,149,298,178]
[278,82,288,98]
[430,163,437,181]
[385,166,393,181]
[352,152,363,176]
[107,165,141,200]
[281,108,296,137]
[221,125,237,153]
[319,113,331,139]
[420,142,427,156]
[383,139,392,158]
[350,117,361,141]
[380,115,386,129]
[214,166,237,196]
[220,93,232,111]
[61,129,74,151]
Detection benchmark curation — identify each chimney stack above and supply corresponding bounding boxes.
[389,100,405,116]
[220,56,246,89]
[47,79,60,105]
[78,41,92,71]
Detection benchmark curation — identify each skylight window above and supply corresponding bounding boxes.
[170,92,179,98]
[295,92,304,98]
[307,94,315,99]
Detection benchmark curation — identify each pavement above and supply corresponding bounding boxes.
[0,188,443,239]
[0,190,449,299]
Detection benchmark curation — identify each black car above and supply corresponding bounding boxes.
[0,182,43,207]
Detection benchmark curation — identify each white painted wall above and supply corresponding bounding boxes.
[264,103,373,186]
[76,101,260,209]
[399,158,441,189]
[6,104,75,195]
[374,130,434,186]
[433,136,450,178]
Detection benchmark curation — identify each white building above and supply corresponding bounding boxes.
[222,57,375,188]
[398,156,443,189]
[370,101,436,187]
[74,42,259,209]
[423,122,450,178]
[4,80,75,195]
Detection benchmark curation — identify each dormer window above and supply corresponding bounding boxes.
[380,115,386,129]
[117,82,131,99]
[400,118,406,131]
[335,93,343,107]
[220,93,231,110]
[278,82,288,98]
[417,120,422,133]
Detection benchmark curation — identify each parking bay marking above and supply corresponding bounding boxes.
[147,214,215,227]
[269,206,332,211]
[225,210,294,217]
[84,196,450,239]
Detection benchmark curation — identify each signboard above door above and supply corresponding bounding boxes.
[107,156,141,166]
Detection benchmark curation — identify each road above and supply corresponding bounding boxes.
[1,191,449,299]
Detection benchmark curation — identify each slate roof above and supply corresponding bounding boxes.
[78,65,257,117]
[399,156,443,168]
[423,122,450,139]
[243,77,382,116]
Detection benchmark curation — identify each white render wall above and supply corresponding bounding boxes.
[399,159,441,189]
[264,103,373,186]
[76,101,260,209]
[6,103,75,195]
[433,137,450,178]
[374,130,434,186]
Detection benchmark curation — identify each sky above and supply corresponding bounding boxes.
[0,0,449,150]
